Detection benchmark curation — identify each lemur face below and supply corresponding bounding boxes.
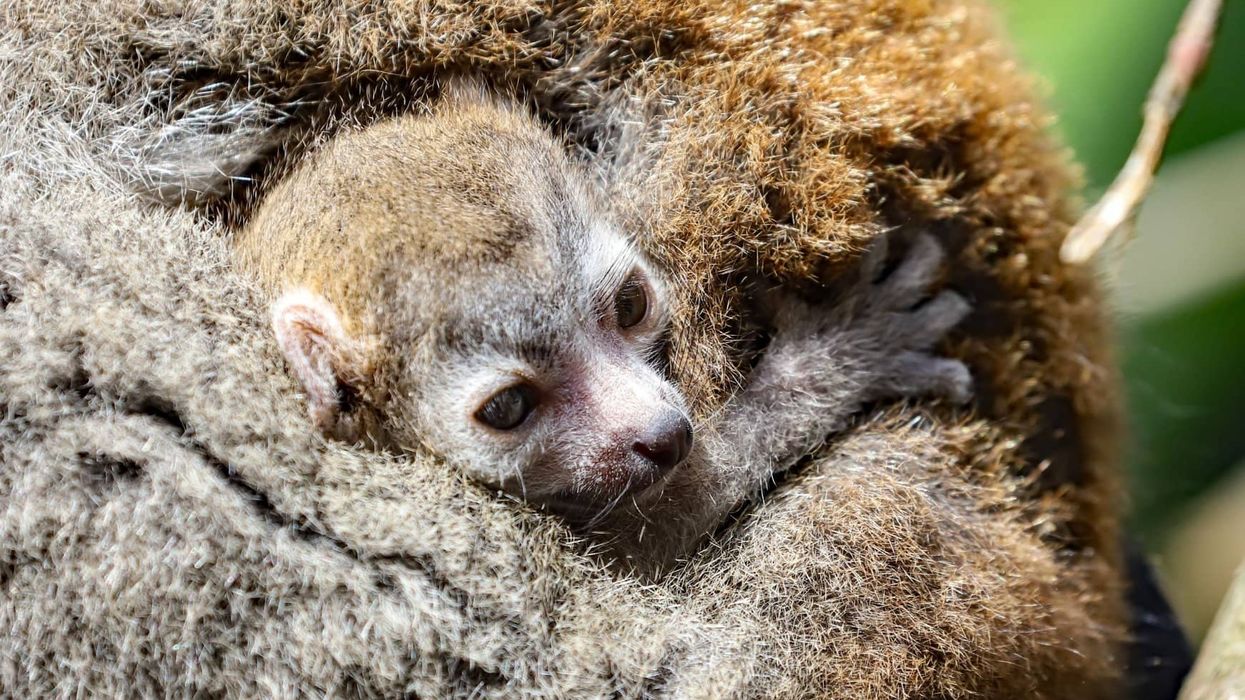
[410,220,693,519]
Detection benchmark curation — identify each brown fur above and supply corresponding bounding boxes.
[0,0,1125,696]
[236,92,575,327]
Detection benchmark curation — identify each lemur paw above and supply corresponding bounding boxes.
[766,232,973,405]
[855,232,973,403]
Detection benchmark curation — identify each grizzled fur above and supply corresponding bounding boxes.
[0,0,1124,697]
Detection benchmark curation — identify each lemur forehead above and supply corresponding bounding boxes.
[413,224,641,357]
[428,292,571,367]
[299,99,576,246]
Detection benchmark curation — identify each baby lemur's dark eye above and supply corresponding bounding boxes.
[614,274,649,329]
[475,384,538,431]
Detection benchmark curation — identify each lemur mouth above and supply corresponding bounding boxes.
[540,464,680,524]
[625,465,681,504]
[537,495,604,520]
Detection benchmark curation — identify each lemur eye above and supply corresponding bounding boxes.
[474,384,538,431]
[614,273,649,329]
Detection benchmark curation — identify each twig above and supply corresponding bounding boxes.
[1179,559,1245,699]
[1060,0,1224,265]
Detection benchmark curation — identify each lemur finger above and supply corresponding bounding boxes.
[901,290,971,347]
[856,233,890,288]
[875,353,973,404]
[765,291,818,334]
[874,233,944,310]
[915,356,973,404]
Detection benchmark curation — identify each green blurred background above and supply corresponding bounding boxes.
[997,0,1245,641]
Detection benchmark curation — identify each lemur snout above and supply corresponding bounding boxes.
[632,410,694,473]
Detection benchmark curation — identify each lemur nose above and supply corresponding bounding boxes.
[632,410,694,473]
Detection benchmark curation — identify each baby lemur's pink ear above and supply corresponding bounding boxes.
[271,289,361,439]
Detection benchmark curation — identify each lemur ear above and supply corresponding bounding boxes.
[271,288,362,439]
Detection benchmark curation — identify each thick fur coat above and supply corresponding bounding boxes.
[1,0,1125,696]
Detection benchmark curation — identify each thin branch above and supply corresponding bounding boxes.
[1060,0,1224,265]
[1179,560,1245,700]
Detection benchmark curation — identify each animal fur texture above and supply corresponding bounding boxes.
[0,0,1125,697]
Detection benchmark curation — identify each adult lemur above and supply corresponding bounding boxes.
[4,0,1194,694]
[236,85,971,570]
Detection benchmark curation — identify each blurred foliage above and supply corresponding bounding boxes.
[997,0,1245,539]
[1124,282,1245,535]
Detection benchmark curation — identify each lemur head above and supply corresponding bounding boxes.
[245,84,693,515]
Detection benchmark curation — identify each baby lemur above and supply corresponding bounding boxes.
[236,85,972,570]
